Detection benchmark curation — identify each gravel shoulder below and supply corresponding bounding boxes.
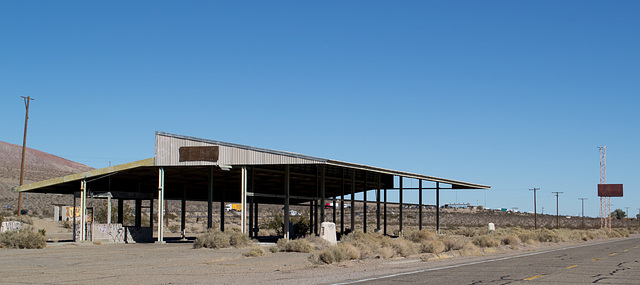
[2,222,637,285]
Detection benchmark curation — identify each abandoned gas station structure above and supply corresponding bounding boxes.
[16,132,490,243]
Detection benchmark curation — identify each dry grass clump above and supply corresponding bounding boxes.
[193,228,252,249]
[441,236,466,251]
[390,237,417,257]
[501,234,521,245]
[194,229,230,249]
[0,227,46,249]
[609,228,630,238]
[404,229,437,243]
[341,231,391,258]
[276,238,313,253]
[227,228,252,247]
[243,246,266,257]
[420,239,445,254]
[304,235,331,250]
[460,241,482,256]
[472,235,501,247]
[313,243,362,264]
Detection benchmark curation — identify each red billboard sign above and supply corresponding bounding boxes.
[598,184,623,197]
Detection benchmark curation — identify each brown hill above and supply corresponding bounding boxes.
[0,140,93,214]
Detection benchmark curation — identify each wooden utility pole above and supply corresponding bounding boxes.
[529,188,539,229]
[552,191,563,228]
[17,96,34,216]
[579,198,587,228]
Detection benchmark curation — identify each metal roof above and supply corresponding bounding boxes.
[15,132,489,202]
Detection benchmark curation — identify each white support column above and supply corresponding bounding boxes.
[241,166,247,234]
[157,167,165,244]
[107,194,112,225]
[80,180,86,241]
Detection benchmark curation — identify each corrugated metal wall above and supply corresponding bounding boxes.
[155,133,325,166]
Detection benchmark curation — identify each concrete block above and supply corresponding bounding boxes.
[320,222,337,245]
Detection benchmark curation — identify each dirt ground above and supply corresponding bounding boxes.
[2,218,636,285]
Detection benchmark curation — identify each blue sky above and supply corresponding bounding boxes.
[1,1,638,218]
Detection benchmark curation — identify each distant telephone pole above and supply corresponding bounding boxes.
[578,198,587,228]
[552,191,563,228]
[17,96,34,216]
[529,188,539,229]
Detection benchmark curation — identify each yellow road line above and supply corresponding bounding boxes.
[566,265,578,269]
[524,275,544,281]
[610,253,617,256]
[624,249,628,252]
[592,258,600,261]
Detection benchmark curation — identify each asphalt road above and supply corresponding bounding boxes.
[335,236,640,285]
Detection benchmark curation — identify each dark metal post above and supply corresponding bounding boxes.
[376,174,381,232]
[135,199,141,227]
[208,167,214,229]
[73,192,77,242]
[284,165,290,239]
[399,177,403,234]
[118,199,124,224]
[350,169,355,232]
[418,179,423,230]
[383,188,387,235]
[340,169,345,234]
[363,172,367,233]
[436,182,440,234]
[248,197,253,238]
[254,198,259,237]
[181,186,187,236]
[320,165,325,225]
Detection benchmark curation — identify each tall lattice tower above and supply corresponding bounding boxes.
[598,145,610,231]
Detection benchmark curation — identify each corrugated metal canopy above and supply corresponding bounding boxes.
[15,132,489,204]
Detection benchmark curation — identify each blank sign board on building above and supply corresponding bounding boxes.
[598,184,623,197]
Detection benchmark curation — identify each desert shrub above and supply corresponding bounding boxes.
[390,237,416,257]
[340,243,361,260]
[277,238,313,253]
[609,228,630,238]
[472,235,500,247]
[243,247,266,257]
[441,236,466,251]
[317,246,347,264]
[341,231,388,258]
[168,224,181,233]
[0,227,46,249]
[537,229,559,242]
[14,215,33,225]
[0,214,3,223]
[454,227,483,237]
[227,228,251,247]
[502,234,521,245]
[269,246,279,253]
[304,235,330,250]
[193,229,230,249]
[404,229,436,243]
[420,240,445,254]
[264,211,310,237]
[460,241,481,256]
